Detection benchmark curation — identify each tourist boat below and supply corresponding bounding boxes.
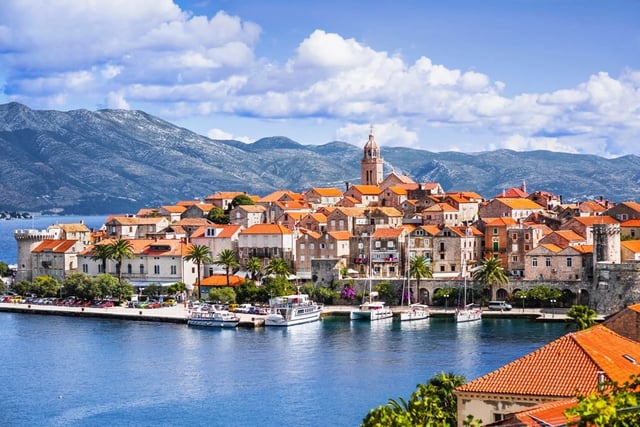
[264,293,323,327]
[350,292,393,321]
[187,309,240,328]
[400,303,430,321]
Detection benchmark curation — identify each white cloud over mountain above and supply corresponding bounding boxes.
[0,0,638,158]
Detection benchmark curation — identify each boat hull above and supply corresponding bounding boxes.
[350,302,393,321]
[399,304,430,322]
[264,309,322,327]
[187,311,240,328]
[454,308,482,323]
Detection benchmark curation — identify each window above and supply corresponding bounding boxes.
[310,243,315,249]
[524,244,530,251]
[451,265,456,272]
[329,243,334,250]
[566,257,573,267]
[300,243,305,250]
[154,265,160,274]
[387,241,394,248]
[545,257,551,267]
[440,265,445,272]
[512,255,518,262]
[493,241,499,251]
[140,264,144,274]
[375,241,381,248]
[127,264,132,274]
[439,242,445,251]
[512,233,517,240]
[532,257,538,267]
[82,264,88,273]
[171,265,177,275]
[440,253,445,260]
[300,255,305,262]
[320,243,326,249]
[525,233,530,240]
[493,227,498,234]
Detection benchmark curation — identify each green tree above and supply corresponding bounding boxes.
[265,257,292,280]
[63,273,94,300]
[207,287,236,304]
[90,242,112,274]
[184,244,213,300]
[167,282,187,295]
[31,275,61,297]
[92,273,119,299]
[245,256,263,283]
[0,261,9,277]
[472,256,509,300]
[528,284,563,305]
[409,255,432,293]
[215,249,240,287]
[207,206,230,224]
[230,194,255,209]
[567,304,598,331]
[566,374,640,426]
[361,372,474,426]
[374,280,395,304]
[12,280,31,296]
[107,238,135,300]
[235,280,261,304]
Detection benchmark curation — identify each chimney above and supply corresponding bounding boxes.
[345,181,350,191]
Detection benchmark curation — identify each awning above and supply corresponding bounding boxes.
[128,281,178,287]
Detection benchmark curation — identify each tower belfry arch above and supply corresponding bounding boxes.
[361,128,384,185]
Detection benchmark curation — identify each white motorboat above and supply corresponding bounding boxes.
[187,309,240,328]
[264,293,323,327]
[400,303,430,321]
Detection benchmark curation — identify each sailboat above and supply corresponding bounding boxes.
[350,235,393,321]
[455,226,481,323]
[400,237,429,322]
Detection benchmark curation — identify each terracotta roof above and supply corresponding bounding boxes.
[239,224,293,235]
[387,186,408,195]
[327,231,352,240]
[373,207,403,216]
[105,215,166,225]
[621,219,640,227]
[206,191,246,200]
[621,240,640,253]
[553,229,587,242]
[56,223,91,232]
[484,217,518,226]
[236,205,266,213]
[86,239,187,257]
[424,202,457,212]
[161,205,187,213]
[572,215,619,225]
[579,200,607,212]
[349,185,382,195]
[619,201,640,213]
[32,239,77,253]
[540,243,563,253]
[298,228,321,240]
[571,244,593,254]
[491,398,578,427]
[496,198,544,210]
[190,224,242,239]
[308,187,343,197]
[332,207,366,217]
[258,190,303,203]
[307,213,327,223]
[495,187,529,198]
[372,228,405,238]
[418,225,441,236]
[200,275,244,287]
[457,325,640,398]
[172,218,212,226]
[275,200,311,210]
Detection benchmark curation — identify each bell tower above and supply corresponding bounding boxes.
[361,128,383,185]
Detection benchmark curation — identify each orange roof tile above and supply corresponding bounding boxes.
[622,240,640,253]
[372,228,405,238]
[457,325,640,398]
[621,219,640,227]
[484,217,518,226]
[200,275,244,287]
[373,207,403,216]
[57,223,91,232]
[190,224,242,239]
[298,228,321,239]
[239,224,293,235]
[309,187,343,197]
[497,198,544,209]
[32,239,77,253]
[349,184,382,195]
[620,201,640,212]
[206,191,246,200]
[554,229,586,241]
[328,231,352,240]
[161,205,187,213]
[573,215,619,225]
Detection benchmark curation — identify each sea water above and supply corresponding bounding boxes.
[0,313,566,427]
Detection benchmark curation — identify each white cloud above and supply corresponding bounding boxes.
[336,122,418,148]
[106,91,130,109]
[207,128,251,143]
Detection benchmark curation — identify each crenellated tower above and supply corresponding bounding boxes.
[361,129,384,186]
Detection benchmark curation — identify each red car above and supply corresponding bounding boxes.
[145,300,161,309]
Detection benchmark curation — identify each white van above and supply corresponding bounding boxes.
[488,301,512,311]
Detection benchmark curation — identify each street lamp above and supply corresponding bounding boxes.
[550,299,556,318]
[520,294,526,313]
[444,293,449,312]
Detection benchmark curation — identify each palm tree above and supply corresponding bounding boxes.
[245,256,263,283]
[567,304,598,331]
[265,257,291,280]
[184,244,213,300]
[90,242,112,274]
[472,256,509,301]
[409,255,432,302]
[107,238,134,301]
[215,249,240,287]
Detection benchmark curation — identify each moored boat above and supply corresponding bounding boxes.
[350,296,393,321]
[399,303,430,321]
[455,303,482,323]
[264,293,323,327]
[187,309,240,328]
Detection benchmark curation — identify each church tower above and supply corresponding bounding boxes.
[361,129,384,186]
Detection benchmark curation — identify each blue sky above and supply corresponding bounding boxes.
[1,1,639,157]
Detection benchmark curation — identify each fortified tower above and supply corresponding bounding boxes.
[361,129,384,186]
[14,228,56,282]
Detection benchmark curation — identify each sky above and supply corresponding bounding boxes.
[1,0,639,158]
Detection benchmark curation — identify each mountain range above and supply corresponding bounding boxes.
[1,102,639,214]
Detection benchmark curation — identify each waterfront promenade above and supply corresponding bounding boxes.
[0,301,571,326]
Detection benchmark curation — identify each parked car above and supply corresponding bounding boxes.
[235,304,253,313]
[145,300,161,309]
[488,301,513,311]
[162,298,176,307]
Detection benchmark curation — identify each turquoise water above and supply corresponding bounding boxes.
[0,313,566,427]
